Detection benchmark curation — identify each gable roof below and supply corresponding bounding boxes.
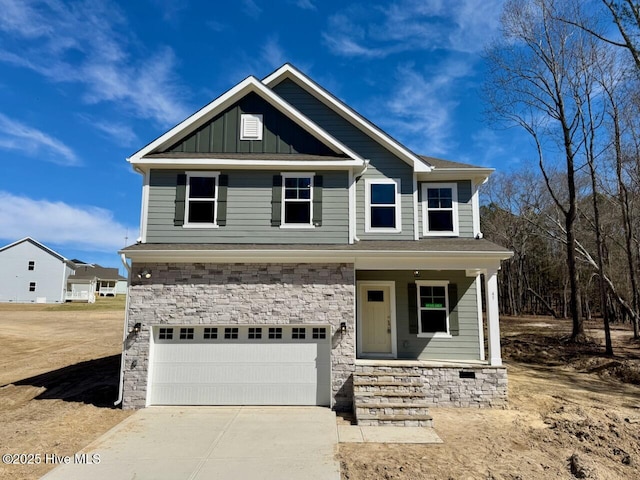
[0,237,75,266]
[128,76,365,167]
[68,264,126,281]
[263,64,432,173]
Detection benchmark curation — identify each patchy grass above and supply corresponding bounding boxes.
[0,295,126,312]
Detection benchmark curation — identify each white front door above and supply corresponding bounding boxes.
[361,285,393,355]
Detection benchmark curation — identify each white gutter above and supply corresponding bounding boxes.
[114,282,131,407]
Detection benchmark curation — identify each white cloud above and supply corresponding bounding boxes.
[0,0,189,126]
[0,192,137,253]
[323,0,504,58]
[377,61,472,155]
[0,113,79,166]
[295,0,317,11]
[90,120,139,147]
[242,0,262,19]
[261,37,287,70]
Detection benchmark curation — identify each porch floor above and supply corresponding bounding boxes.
[356,358,491,368]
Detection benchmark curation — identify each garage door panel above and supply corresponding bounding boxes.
[148,325,331,406]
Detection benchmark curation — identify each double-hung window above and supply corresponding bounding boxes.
[282,173,313,227]
[185,172,219,227]
[422,183,458,236]
[365,178,401,232]
[416,281,450,337]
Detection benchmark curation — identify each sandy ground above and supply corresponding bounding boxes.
[0,301,132,480]
[1,302,639,480]
[339,317,640,480]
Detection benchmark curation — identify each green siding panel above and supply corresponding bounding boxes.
[273,79,415,240]
[164,92,336,156]
[357,270,481,361]
[147,169,349,244]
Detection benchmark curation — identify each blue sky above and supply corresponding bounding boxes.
[0,0,533,270]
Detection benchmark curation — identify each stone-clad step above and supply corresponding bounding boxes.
[353,369,433,427]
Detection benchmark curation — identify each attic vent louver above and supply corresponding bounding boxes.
[240,113,263,140]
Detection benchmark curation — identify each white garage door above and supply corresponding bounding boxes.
[148,325,331,406]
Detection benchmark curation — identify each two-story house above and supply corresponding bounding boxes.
[119,64,512,425]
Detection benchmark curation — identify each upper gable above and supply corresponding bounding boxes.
[163,92,339,157]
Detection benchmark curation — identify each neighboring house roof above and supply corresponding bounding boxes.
[128,75,366,167]
[68,264,126,282]
[263,64,432,173]
[0,237,75,267]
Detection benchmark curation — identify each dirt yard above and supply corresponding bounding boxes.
[1,302,639,480]
[0,299,132,480]
[339,317,640,480]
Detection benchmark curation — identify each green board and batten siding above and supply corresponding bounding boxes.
[357,270,481,361]
[272,79,416,240]
[146,170,349,244]
[417,180,475,238]
[165,92,337,156]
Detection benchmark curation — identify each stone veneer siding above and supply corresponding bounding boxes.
[122,262,355,410]
[355,363,508,408]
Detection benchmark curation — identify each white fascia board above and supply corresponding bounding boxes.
[128,158,362,170]
[128,76,365,166]
[121,248,513,269]
[263,64,431,173]
[417,168,494,183]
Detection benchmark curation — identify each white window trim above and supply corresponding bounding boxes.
[184,171,220,229]
[240,113,263,140]
[416,280,451,338]
[421,182,459,237]
[364,178,402,233]
[280,172,315,229]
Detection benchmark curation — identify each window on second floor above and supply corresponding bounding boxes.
[282,174,313,226]
[365,178,401,233]
[29,282,36,292]
[185,172,219,227]
[422,183,459,236]
[28,261,35,271]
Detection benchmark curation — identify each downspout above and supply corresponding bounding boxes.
[114,254,132,407]
[353,160,369,242]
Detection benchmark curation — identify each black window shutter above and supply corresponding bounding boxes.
[174,173,187,226]
[217,174,228,226]
[312,175,323,226]
[408,283,418,334]
[271,175,282,226]
[448,283,459,336]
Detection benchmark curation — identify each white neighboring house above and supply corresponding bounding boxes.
[0,237,75,303]
[66,264,127,301]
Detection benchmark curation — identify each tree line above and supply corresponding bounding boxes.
[481,0,640,352]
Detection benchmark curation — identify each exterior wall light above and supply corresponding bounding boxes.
[138,269,151,279]
[413,270,421,277]
[132,323,142,334]
[340,322,347,334]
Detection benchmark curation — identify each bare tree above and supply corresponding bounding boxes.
[486,0,588,340]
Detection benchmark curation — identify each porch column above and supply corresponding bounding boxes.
[485,269,502,366]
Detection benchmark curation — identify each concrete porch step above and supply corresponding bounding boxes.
[353,380,424,387]
[355,391,427,399]
[356,371,422,377]
[356,406,431,417]
[357,414,434,427]
[354,402,428,408]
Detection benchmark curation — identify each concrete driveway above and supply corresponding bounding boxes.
[41,406,340,480]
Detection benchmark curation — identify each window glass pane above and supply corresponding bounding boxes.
[428,211,454,231]
[371,184,395,204]
[371,206,395,228]
[298,177,311,188]
[284,188,297,199]
[421,310,447,333]
[285,202,311,224]
[285,177,297,188]
[427,188,452,208]
[298,188,311,200]
[188,201,215,223]
[189,177,215,198]
[367,290,384,302]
